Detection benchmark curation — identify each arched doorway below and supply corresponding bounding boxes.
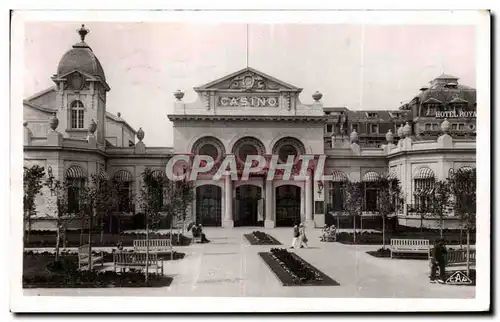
[275,185,301,227]
[235,185,263,227]
[196,185,222,227]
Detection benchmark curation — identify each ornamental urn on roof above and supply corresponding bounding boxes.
[397,124,404,137]
[137,127,145,142]
[350,129,359,144]
[403,122,411,138]
[312,91,323,102]
[49,114,59,131]
[385,129,394,143]
[88,119,97,134]
[441,118,450,134]
[174,89,184,101]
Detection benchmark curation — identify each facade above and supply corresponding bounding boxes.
[23,26,476,230]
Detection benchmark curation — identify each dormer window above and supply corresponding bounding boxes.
[370,124,379,134]
[70,100,84,129]
[325,111,331,115]
[366,112,378,118]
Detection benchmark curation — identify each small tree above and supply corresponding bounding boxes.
[428,180,452,238]
[376,177,403,249]
[413,191,432,233]
[136,168,167,284]
[342,181,363,243]
[23,165,45,244]
[449,168,476,276]
[78,175,121,270]
[44,177,73,262]
[163,179,194,244]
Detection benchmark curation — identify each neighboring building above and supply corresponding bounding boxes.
[23,26,476,230]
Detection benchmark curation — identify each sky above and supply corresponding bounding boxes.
[23,22,476,147]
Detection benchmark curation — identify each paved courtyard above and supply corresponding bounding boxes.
[24,227,475,298]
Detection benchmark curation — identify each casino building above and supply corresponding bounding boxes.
[23,26,476,230]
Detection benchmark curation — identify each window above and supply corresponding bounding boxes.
[352,124,359,132]
[367,112,378,118]
[425,123,432,131]
[330,182,345,211]
[432,123,439,130]
[70,100,84,129]
[325,111,331,115]
[370,124,378,134]
[326,124,333,132]
[458,123,465,131]
[451,123,458,131]
[67,178,85,213]
[118,182,132,212]
[364,183,378,212]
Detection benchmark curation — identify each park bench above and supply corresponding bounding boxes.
[390,239,430,259]
[78,244,104,270]
[429,248,476,267]
[320,230,337,242]
[133,239,173,260]
[113,251,164,275]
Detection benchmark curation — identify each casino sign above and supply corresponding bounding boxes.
[218,96,280,108]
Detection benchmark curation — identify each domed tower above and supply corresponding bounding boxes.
[51,24,110,145]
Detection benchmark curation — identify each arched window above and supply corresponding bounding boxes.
[113,170,133,213]
[362,171,381,212]
[413,167,435,210]
[65,165,86,213]
[70,100,84,129]
[329,171,348,212]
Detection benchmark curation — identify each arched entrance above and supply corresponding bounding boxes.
[235,185,263,226]
[196,185,222,226]
[275,185,301,227]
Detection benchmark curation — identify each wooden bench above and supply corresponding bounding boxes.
[320,231,337,242]
[390,239,430,259]
[429,248,476,267]
[113,252,164,275]
[78,244,104,270]
[133,239,173,260]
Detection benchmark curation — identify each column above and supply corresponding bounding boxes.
[264,179,274,228]
[305,169,313,226]
[223,175,234,227]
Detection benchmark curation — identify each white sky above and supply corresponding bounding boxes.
[23,22,476,146]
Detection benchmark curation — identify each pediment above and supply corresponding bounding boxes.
[194,67,302,93]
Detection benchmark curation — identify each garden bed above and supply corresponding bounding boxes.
[259,248,339,286]
[365,248,429,260]
[335,231,476,245]
[244,231,282,245]
[23,252,173,288]
[24,230,192,248]
[24,250,186,261]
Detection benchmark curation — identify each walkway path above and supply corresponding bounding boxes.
[24,227,475,298]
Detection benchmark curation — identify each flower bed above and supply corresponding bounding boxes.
[24,230,192,248]
[244,231,281,245]
[24,250,186,262]
[365,247,429,260]
[335,231,476,245]
[259,248,339,286]
[23,252,173,288]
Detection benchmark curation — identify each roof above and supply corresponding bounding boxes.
[193,67,303,92]
[57,41,106,81]
[105,112,137,134]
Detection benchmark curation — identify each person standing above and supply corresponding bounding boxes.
[430,238,448,283]
[290,223,300,249]
[299,223,309,248]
